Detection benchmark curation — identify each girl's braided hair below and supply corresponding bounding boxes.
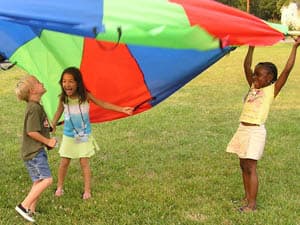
[257,62,278,83]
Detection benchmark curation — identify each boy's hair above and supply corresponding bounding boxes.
[15,75,35,102]
[257,62,278,83]
[59,67,87,104]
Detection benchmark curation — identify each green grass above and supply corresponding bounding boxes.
[1,44,300,224]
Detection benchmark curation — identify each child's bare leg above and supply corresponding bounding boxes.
[240,159,249,204]
[246,159,258,209]
[80,157,91,199]
[240,159,257,210]
[55,157,71,196]
[21,178,53,211]
[29,197,38,213]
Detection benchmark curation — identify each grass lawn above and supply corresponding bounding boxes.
[0,44,300,225]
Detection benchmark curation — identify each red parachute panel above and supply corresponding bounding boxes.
[80,38,152,123]
[170,0,284,47]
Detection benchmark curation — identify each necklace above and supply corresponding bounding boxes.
[66,98,86,135]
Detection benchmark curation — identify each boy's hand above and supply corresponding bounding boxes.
[47,137,58,150]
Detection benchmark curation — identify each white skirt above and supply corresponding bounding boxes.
[226,123,266,160]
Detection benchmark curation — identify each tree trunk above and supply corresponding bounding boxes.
[247,0,250,13]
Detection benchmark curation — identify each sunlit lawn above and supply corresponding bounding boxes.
[0,43,300,224]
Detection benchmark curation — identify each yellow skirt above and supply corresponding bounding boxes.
[226,123,266,160]
[58,135,99,159]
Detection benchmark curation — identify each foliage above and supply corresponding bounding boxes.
[216,0,291,21]
[1,44,300,224]
[216,0,244,9]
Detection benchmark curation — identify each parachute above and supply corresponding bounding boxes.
[0,0,286,122]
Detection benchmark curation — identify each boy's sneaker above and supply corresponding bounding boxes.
[15,204,35,223]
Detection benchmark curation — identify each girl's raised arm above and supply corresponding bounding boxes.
[275,37,300,97]
[87,92,133,115]
[244,46,255,87]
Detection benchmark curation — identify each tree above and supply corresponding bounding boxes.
[216,0,291,21]
[215,0,243,9]
[246,0,250,12]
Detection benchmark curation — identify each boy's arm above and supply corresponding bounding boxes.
[27,131,57,148]
[275,37,300,97]
[87,92,133,115]
[244,46,255,87]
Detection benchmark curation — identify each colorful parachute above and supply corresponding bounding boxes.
[0,0,286,122]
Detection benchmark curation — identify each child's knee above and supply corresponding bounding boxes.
[240,159,257,174]
[44,177,53,186]
[60,158,71,168]
[79,158,89,167]
[241,164,256,175]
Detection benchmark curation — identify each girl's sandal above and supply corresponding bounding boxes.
[54,188,64,197]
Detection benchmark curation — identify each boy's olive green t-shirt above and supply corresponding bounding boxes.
[21,101,51,160]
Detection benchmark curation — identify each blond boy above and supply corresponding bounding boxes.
[15,75,56,222]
